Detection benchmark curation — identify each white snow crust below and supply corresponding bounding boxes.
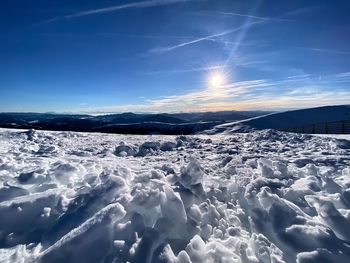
[0,128,350,263]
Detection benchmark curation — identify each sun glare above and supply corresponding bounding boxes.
[210,73,224,88]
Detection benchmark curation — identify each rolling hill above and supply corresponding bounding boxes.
[206,105,350,134]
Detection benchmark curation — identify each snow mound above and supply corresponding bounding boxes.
[114,140,178,157]
[0,128,350,262]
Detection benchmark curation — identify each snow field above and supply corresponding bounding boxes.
[0,129,350,262]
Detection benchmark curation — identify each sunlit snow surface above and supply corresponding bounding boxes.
[0,128,350,263]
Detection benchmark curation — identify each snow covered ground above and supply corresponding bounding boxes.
[205,105,350,134]
[313,134,350,140]
[0,128,350,263]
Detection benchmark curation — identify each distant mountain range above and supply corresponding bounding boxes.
[0,110,271,135]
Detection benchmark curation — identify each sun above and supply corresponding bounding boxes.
[209,73,224,88]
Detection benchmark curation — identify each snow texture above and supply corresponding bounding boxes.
[0,128,350,262]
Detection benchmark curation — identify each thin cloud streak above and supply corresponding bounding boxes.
[222,7,305,68]
[215,11,292,22]
[77,72,350,113]
[34,0,195,26]
[336,72,350,79]
[149,20,265,54]
[281,6,318,18]
[148,30,235,54]
[144,65,226,75]
[80,91,350,113]
[293,46,350,55]
[307,48,350,55]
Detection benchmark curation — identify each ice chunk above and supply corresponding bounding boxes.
[115,141,138,156]
[179,157,205,188]
[188,205,202,224]
[250,233,284,263]
[160,141,177,151]
[258,158,274,178]
[185,235,206,262]
[137,141,161,156]
[160,185,187,224]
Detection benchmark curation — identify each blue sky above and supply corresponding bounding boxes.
[1,0,350,113]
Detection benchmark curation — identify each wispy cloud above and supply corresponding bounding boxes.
[100,33,195,41]
[306,47,350,55]
[144,65,226,75]
[147,7,297,56]
[77,72,350,113]
[281,6,319,18]
[335,72,350,79]
[148,20,265,54]
[190,9,294,22]
[77,79,271,113]
[291,46,350,56]
[34,0,196,26]
[148,29,235,54]
[214,11,292,22]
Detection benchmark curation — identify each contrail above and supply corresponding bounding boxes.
[215,11,292,22]
[149,20,266,54]
[34,0,196,26]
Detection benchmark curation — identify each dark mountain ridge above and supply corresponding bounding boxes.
[0,110,270,135]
